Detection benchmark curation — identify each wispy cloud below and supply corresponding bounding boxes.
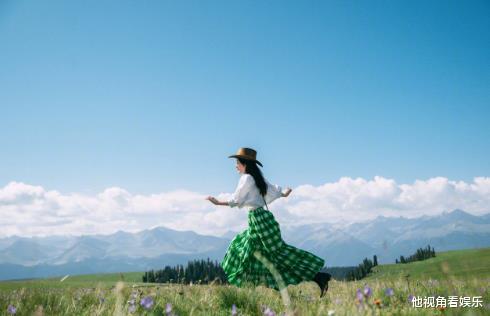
[1,176,489,238]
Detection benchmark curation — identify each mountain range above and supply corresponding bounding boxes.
[0,209,488,281]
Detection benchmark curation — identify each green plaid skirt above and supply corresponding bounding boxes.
[221,206,325,291]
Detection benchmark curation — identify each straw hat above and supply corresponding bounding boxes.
[228,147,263,167]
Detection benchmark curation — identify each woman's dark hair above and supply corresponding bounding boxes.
[237,158,267,196]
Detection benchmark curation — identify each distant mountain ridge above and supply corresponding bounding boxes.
[0,209,488,281]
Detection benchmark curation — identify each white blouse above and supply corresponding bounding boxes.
[228,173,283,210]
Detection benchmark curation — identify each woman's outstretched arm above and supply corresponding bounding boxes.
[264,178,293,203]
[206,196,229,206]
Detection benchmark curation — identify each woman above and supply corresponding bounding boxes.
[206,147,331,297]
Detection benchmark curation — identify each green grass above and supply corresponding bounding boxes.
[0,271,145,291]
[367,247,490,281]
[0,248,488,315]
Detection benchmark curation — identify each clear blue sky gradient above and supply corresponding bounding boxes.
[1,0,489,194]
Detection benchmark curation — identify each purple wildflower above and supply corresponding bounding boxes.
[128,304,136,313]
[263,306,276,316]
[363,285,372,297]
[231,304,238,315]
[166,302,172,314]
[128,295,137,313]
[407,294,415,304]
[7,305,17,315]
[356,289,363,302]
[385,288,394,297]
[140,296,154,310]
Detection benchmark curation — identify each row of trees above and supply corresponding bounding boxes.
[142,258,228,284]
[345,255,378,281]
[396,244,436,264]
[142,245,436,284]
[345,245,437,280]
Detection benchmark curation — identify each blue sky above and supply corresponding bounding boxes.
[1,0,489,196]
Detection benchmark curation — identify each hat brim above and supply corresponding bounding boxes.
[228,155,263,167]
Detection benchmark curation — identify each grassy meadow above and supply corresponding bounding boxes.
[0,248,488,315]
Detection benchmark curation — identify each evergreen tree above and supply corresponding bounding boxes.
[395,245,437,264]
[143,257,228,284]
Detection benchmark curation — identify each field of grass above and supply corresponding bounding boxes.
[0,271,144,291]
[367,247,490,281]
[0,248,488,315]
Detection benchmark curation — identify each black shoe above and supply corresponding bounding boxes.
[313,272,331,298]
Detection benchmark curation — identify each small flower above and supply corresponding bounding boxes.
[166,303,172,314]
[334,297,342,305]
[140,296,154,310]
[363,285,372,297]
[231,304,238,315]
[128,295,137,313]
[7,305,17,315]
[385,288,394,297]
[327,310,335,316]
[408,294,415,304]
[128,304,136,313]
[263,306,276,316]
[355,289,363,302]
[374,298,382,307]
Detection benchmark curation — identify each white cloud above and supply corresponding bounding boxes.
[1,176,489,238]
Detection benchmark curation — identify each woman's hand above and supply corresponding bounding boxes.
[206,196,230,206]
[282,187,292,197]
[206,196,220,205]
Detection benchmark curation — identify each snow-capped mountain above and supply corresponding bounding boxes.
[0,209,488,281]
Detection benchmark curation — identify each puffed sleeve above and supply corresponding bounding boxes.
[264,178,283,204]
[228,174,254,208]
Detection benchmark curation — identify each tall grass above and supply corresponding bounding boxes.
[1,276,488,315]
[1,249,488,315]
